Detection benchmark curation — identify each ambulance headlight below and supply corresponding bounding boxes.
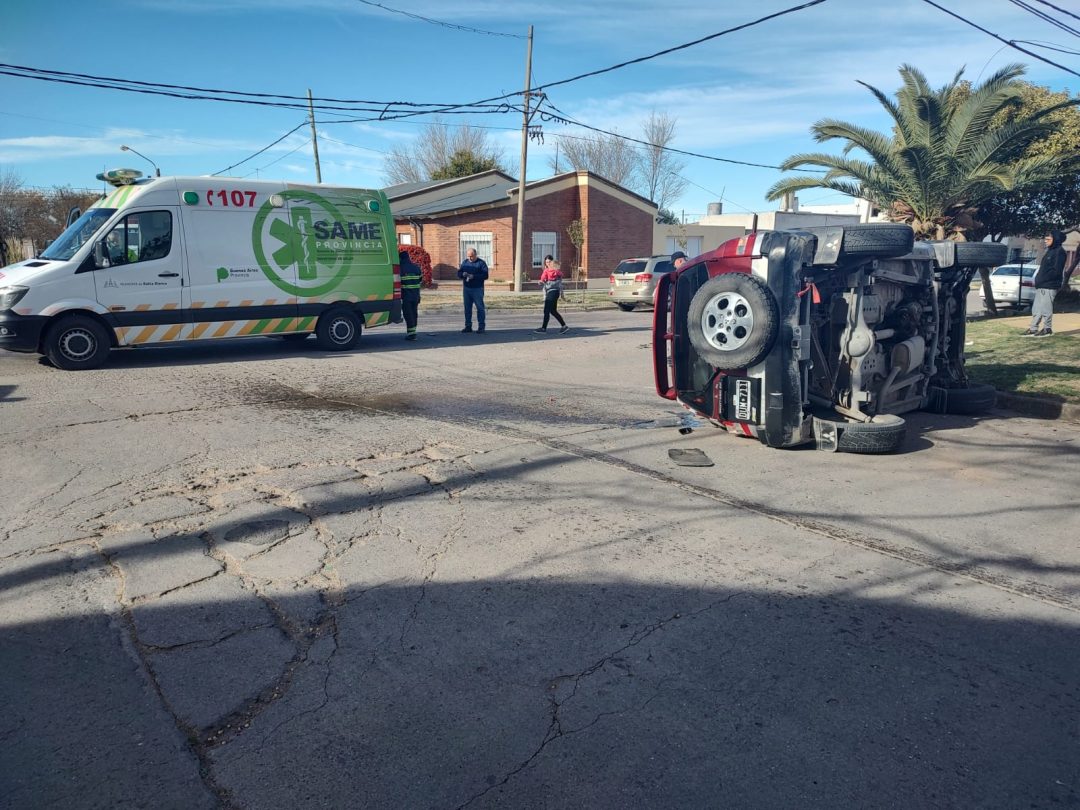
[0,286,29,311]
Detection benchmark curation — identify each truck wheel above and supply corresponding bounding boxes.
[616,303,636,312]
[927,383,997,415]
[953,242,1008,267]
[315,308,362,351]
[814,412,907,454]
[838,224,915,260]
[43,315,111,371]
[687,273,778,370]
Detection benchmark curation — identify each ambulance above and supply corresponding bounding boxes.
[0,169,403,369]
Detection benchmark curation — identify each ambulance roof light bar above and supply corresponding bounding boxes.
[95,168,144,187]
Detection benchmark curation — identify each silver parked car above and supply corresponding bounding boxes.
[609,255,675,311]
[979,263,1036,309]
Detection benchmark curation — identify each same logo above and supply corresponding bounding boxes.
[251,190,383,298]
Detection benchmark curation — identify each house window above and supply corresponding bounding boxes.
[532,231,557,268]
[665,235,702,258]
[398,233,412,245]
[459,232,493,267]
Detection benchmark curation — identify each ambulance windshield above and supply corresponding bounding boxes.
[41,208,116,261]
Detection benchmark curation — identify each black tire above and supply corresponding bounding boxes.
[927,383,997,415]
[616,303,636,312]
[278,333,311,342]
[815,412,907,454]
[686,273,779,370]
[314,308,362,351]
[838,224,915,260]
[43,314,111,370]
[954,242,1008,268]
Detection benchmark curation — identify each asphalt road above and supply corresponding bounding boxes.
[2,308,1078,809]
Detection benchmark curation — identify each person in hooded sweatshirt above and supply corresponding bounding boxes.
[1024,230,1067,337]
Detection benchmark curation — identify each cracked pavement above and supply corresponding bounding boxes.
[2,310,1079,808]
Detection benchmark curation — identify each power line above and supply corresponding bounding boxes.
[211,123,308,177]
[538,0,829,94]
[1027,0,1080,22]
[1014,39,1080,55]
[0,63,521,116]
[352,0,525,38]
[318,134,388,154]
[919,0,1080,78]
[1006,0,1080,38]
[241,141,311,179]
[538,99,820,172]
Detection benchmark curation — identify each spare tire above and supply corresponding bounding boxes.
[953,242,1008,267]
[838,224,915,260]
[813,412,907,455]
[687,273,779,370]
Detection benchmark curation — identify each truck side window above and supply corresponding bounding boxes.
[102,211,172,266]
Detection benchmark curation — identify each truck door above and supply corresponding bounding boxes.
[94,208,186,345]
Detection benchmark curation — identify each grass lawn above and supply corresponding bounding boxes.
[965,309,1080,401]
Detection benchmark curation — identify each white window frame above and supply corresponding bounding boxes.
[398,233,412,245]
[531,231,557,269]
[459,231,493,268]
[665,236,702,257]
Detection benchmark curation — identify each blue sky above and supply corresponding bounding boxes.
[2,0,1077,217]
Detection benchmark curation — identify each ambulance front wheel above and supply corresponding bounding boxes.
[43,314,111,371]
[315,308,362,351]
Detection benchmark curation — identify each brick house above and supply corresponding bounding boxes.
[386,170,656,283]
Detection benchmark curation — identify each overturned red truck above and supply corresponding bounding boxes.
[653,224,1007,453]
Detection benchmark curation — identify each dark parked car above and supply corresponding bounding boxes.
[652,224,1007,453]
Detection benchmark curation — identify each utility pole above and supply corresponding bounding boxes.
[307,88,322,184]
[513,25,534,293]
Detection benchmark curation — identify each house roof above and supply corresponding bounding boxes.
[383,179,442,198]
[390,170,657,221]
[392,179,518,218]
[383,170,518,202]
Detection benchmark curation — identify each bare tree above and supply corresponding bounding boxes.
[547,131,637,187]
[636,111,687,210]
[383,121,508,185]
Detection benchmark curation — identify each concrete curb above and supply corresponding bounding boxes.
[995,391,1080,424]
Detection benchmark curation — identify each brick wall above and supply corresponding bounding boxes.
[580,186,654,279]
[394,178,654,282]
[418,210,515,282]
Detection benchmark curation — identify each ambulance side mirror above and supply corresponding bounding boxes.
[93,240,109,269]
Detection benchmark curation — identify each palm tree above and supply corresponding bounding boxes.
[766,64,1079,241]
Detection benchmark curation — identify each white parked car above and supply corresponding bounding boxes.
[979,263,1036,309]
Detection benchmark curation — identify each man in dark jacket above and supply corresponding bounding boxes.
[1024,230,1067,336]
[457,248,488,333]
[399,250,422,341]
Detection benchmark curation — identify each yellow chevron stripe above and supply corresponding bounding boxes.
[131,325,158,344]
[191,322,212,339]
[161,324,184,342]
[237,320,261,336]
[212,320,236,338]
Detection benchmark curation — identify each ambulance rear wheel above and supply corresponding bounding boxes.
[315,308,362,351]
[43,314,111,371]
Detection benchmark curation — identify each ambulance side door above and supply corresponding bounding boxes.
[183,182,301,340]
[94,207,186,345]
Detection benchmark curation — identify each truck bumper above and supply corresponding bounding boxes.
[0,313,47,353]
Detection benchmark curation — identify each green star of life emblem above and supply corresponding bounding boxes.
[252,190,351,297]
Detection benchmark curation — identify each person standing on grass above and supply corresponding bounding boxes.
[1024,230,1066,337]
[399,250,422,341]
[535,260,568,334]
[457,248,488,334]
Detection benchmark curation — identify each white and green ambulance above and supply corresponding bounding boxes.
[0,169,403,369]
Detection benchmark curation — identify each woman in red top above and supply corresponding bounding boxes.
[535,260,569,334]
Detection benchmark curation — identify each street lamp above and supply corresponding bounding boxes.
[120,145,160,177]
